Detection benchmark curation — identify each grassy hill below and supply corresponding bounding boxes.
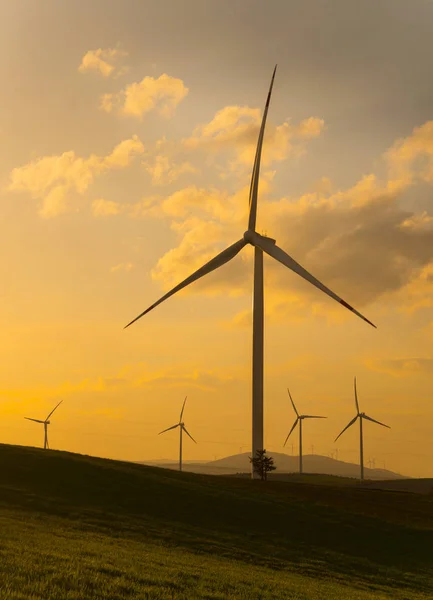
[0,443,432,599]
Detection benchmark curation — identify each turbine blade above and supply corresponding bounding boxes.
[252,235,376,328]
[182,426,197,444]
[248,65,277,231]
[362,414,390,429]
[334,415,358,442]
[287,387,299,416]
[24,417,44,424]
[179,396,187,422]
[354,377,360,413]
[46,399,63,421]
[283,418,299,446]
[124,239,246,328]
[302,415,327,419]
[158,424,179,435]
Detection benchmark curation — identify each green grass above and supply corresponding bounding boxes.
[0,444,432,599]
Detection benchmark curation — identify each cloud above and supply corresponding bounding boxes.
[78,46,128,78]
[366,357,433,377]
[393,263,433,313]
[144,155,197,186]
[118,362,237,391]
[399,211,433,231]
[104,136,144,168]
[75,407,126,420]
[0,365,238,415]
[137,121,433,323]
[8,135,144,217]
[100,73,188,119]
[92,198,122,216]
[386,121,433,188]
[110,263,134,273]
[184,105,324,172]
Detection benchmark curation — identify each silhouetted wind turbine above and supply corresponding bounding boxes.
[335,377,390,480]
[125,66,375,479]
[24,400,63,450]
[283,388,326,474]
[159,397,196,472]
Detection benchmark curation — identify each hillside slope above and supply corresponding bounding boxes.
[0,443,432,599]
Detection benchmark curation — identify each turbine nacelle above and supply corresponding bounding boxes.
[243,230,276,246]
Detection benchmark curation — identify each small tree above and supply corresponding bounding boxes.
[249,449,276,481]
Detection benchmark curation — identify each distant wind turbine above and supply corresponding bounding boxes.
[125,66,375,478]
[335,377,390,480]
[24,400,63,450]
[159,397,197,472]
[283,388,326,474]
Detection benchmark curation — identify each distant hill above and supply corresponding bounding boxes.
[142,451,408,480]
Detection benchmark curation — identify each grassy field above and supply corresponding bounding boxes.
[0,444,432,599]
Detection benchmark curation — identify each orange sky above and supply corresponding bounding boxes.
[1,1,433,477]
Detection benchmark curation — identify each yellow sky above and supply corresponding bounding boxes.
[1,1,433,477]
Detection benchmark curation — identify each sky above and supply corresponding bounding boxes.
[1,0,433,477]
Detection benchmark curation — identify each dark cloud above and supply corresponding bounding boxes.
[266,189,433,306]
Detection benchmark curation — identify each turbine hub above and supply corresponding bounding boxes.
[243,230,256,244]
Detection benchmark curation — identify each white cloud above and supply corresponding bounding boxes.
[92,198,122,217]
[184,105,324,173]
[78,46,128,78]
[144,155,197,186]
[386,120,433,187]
[101,73,188,119]
[136,123,433,322]
[111,263,134,273]
[8,135,144,217]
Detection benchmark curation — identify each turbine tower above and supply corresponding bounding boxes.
[24,400,63,450]
[159,396,197,472]
[335,377,390,480]
[125,66,375,478]
[283,388,326,474]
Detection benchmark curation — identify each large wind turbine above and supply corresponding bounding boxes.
[125,66,375,478]
[24,400,63,450]
[159,396,197,472]
[283,388,326,474]
[335,377,390,480]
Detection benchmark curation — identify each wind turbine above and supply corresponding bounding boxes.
[335,377,390,480]
[159,397,197,472]
[125,66,375,478]
[24,400,63,450]
[283,388,326,474]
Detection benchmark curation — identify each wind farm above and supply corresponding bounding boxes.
[125,65,375,478]
[2,2,433,598]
